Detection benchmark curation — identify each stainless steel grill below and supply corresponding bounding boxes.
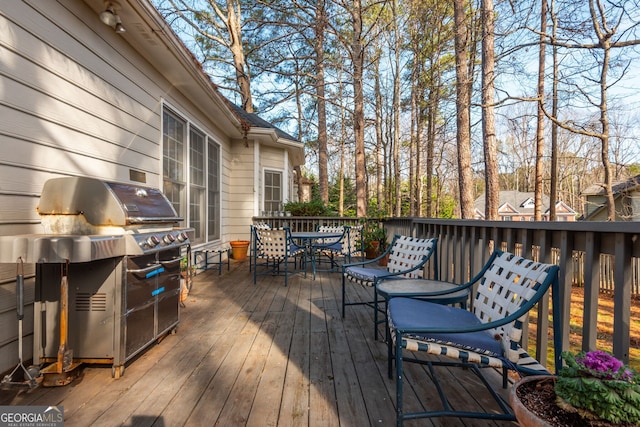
[0,177,192,384]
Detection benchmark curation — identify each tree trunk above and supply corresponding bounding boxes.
[599,40,615,220]
[534,0,547,221]
[352,1,367,217]
[549,0,559,221]
[227,1,252,112]
[482,0,498,221]
[454,0,475,219]
[314,0,329,205]
[392,0,401,217]
[375,55,384,212]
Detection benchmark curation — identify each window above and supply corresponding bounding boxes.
[163,107,221,244]
[163,110,186,219]
[264,170,283,212]
[190,128,206,243]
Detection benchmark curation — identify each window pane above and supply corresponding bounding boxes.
[190,187,205,242]
[163,110,185,220]
[190,129,205,186]
[264,170,282,212]
[207,141,220,240]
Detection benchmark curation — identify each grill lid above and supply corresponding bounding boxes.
[37,177,181,227]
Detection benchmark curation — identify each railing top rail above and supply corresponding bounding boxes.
[389,217,640,233]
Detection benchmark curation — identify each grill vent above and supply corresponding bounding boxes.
[76,292,107,312]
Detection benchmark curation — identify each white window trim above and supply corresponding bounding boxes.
[262,167,285,213]
[161,102,221,244]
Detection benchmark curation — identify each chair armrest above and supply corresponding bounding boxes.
[341,253,386,270]
[370,265,422,284]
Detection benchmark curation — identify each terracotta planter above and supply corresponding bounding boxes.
[230,240,250,260]
[365,241,380,259]
[510,375,556,427]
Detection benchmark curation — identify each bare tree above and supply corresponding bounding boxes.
[314,0,329,204]
[454,0,475,219]
[158,0,254,111]
[351,1,367,217]
[481,0,498,220]
[534,0,547,221]
[541,0,640,220]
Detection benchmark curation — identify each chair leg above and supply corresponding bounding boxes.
[387,323,393,379]
[395,331,404,427]
[374,287,379,341]
[253,255,257,285]
[284,255,288,287]
[341,274,346,318]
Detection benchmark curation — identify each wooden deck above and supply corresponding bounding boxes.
[0,260,518,426]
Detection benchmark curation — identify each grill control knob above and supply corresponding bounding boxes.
[176,232,189,242]
[144,235,161,247]
[163,234,176,244]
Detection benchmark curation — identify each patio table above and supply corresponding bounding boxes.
[291,231,343,279]
[377,278,470,307]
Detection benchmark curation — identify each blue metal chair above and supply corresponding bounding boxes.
[387,250,563,425]
[252,227,303,286]
[341,235,438,340]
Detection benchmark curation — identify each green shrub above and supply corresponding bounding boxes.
[284,200,334,216]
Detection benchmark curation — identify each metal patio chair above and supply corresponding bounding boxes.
[250,222,271,272]
[341,235,437,340]
[345,224,364,262]
[386,250,563,425]
[252,227,303,286]
[312,225,349,272]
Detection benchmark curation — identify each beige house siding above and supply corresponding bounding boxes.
[226,139,256,241]
[0,0,303,374]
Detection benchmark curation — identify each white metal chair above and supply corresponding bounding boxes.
[387,250,563,425]
[312,225,348,272]
[345,224,364,262]
[250,222,271,272]
[341,235,438,340]
[252,227,303,286]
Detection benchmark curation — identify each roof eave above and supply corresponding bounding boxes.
[89,0,243,139]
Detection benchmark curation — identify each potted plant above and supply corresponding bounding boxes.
[510,350,640,426]
[364,223,386,259]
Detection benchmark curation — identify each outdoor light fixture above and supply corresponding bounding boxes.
[99,2,126,33]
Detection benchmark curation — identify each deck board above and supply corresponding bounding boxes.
[0,260,518,426]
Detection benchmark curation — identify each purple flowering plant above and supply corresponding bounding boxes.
[555,350,640,424]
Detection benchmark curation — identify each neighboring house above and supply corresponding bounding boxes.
[474,191,576,221]
[0,0,303,373]
[581,174,640,221]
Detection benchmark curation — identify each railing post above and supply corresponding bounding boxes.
[613,232,632,363]
[583,232,600,351]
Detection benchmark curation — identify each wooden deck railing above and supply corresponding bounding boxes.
[254,216,640,368]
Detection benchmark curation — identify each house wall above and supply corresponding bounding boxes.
[632,191,640,221]
[0,0,238,373]
[585,192,640,221]
[226,138,256,241]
